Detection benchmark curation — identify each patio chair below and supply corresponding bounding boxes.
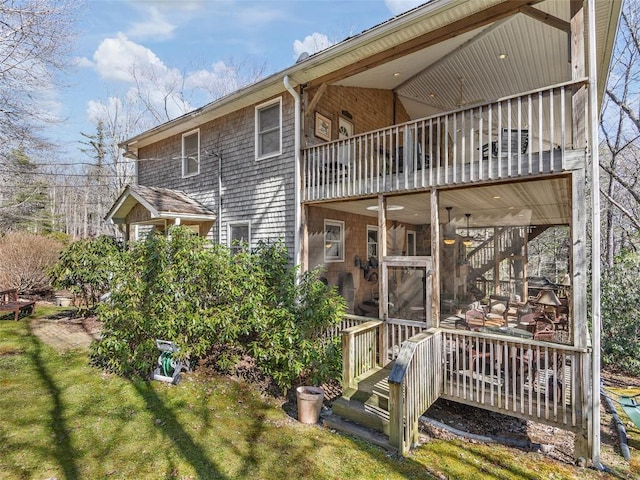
[464,307,485,329]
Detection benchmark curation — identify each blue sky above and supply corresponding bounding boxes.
[51,0,424,164]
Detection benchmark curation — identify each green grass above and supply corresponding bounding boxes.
[0,316,633,479]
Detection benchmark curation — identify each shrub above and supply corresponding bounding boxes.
[91,227,346,391]
[48,235,122,312]
[601,251,640,375]
[0,232,64,294]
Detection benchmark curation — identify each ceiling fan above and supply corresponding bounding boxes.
[454,77,485,108]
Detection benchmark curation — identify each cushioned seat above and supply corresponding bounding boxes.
[484,295,510,327]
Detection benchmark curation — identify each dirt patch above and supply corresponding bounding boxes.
[30,315,102,351]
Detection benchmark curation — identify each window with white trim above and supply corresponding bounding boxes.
[255,98,282,159]
[182,130,200,177]
[228,222,250,255]
[367,225,378,260]
[324,219,344,262]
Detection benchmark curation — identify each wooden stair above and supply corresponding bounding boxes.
[328,364,394,448]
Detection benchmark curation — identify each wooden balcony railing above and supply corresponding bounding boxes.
[303,79,588,201]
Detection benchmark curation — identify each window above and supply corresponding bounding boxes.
[367,225,378,260]
[182,130,200,177]
[229,222,250,255]
[407,230,416,256]
[324,220,344,262]
[255,98,282,159]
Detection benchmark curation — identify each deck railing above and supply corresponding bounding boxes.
[440,329,590,431]
[385,318,430,361]
[388,329,443,454]
[341,320,383,390]
[325,313,372,341]
[303,79,587,201]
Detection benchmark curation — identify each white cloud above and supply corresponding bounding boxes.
[90,34,193,121]
[385,0,426,15]
[74,56,94,68]
[92,33,170,83]
[293,33,333,60]
[87,97,122,125]
[127,5,176,40]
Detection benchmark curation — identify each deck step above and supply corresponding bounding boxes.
[323,414,396,452]
[332,396,390,435]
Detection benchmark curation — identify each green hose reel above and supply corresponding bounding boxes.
[151,340,190,385]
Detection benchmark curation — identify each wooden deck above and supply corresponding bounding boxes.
[334,319,590,456]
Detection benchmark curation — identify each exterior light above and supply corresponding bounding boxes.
[462,213,474,246]
[443,206,456,245]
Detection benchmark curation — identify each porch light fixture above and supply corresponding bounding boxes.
[498,53,508,59]
[443,206,456,245]
[366,205,404,211]
[462,213,474,246]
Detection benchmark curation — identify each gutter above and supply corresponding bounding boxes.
[118,0,464,150]
[283,75,302,269]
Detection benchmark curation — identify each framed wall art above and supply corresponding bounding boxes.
[315,112,332,141]
[338,116,354,139]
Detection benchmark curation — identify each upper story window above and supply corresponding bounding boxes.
[182,130,200,177]
[229,222,250,255]
[255,98,282,160]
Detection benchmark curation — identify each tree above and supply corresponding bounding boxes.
[0,0,79,156]
[601,250,640,374]
[600,0,640,266]
[0,148,52,232]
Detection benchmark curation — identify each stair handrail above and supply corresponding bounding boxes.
[388,328,442,455]
[342,320,383,390]
[467,226,527,274]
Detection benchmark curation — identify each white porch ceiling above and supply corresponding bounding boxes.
[317,176,570,227]
[336,0,573,119]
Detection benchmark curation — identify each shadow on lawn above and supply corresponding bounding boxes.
[27,323,80,480]
[131,379,230,479]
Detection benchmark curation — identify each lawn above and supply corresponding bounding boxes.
[0,308,634,479]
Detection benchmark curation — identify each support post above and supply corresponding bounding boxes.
[430,190,440,326]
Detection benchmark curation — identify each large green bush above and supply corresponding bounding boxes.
[601,250,640,375]
[91,227,346,391]
[48,235,122,312]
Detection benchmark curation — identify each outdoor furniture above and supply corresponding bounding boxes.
[517,312,537,333]
[483,295,510,327]
[0,288,35,321]
[464,307,485,329]
[482,128,529,159]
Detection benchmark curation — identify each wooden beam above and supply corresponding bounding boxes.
[305,82,327,115]
[309,0,541,87]
[519,5,571,33]
[430,190,440,327]
[378,194,387,321]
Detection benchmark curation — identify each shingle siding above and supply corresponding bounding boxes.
[137,93,296,257]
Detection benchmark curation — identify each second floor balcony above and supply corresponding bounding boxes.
[302,79,588,202]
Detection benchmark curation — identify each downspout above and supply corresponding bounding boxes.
[283,75,302,268]
[587,0,602,468]
[218,153,223,244]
